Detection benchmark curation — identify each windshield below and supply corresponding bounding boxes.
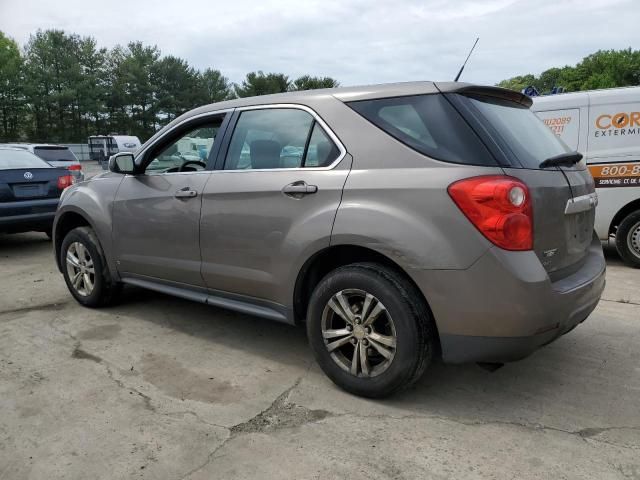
[464,95,576,169]
[34,146,77,162]
[0,149,51,169]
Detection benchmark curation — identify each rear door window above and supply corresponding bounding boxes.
[304,122,341,167]
[224,108,341,170]
[347,94,497,166]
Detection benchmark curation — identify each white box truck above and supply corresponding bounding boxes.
[88,135,141,169]
[532,86,640,267]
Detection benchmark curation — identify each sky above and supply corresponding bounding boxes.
[1,0,639,87]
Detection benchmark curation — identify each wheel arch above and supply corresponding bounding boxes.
[609,198,640,236]
[53,208,98,273]
[293,244,441,353]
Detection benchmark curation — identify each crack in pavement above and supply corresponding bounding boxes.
[176,362,320,480]
[43,317,640,478]
[601,298,640,307]
[49,319,157,413]
[160,410,228,430]
[104,364,156,412]
[325,411,640,449]
[0,301,69,318]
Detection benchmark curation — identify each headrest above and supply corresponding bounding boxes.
[250,140,282,169]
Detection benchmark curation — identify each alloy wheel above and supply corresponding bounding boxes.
[321,289,397,378]
[66,241,95,296]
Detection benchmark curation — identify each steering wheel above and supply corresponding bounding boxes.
[179,160,206,172]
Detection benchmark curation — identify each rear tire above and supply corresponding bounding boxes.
[61,226,121,307]
[615,210,640,268]
[306,262,436,398]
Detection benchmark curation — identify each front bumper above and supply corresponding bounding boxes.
[413,233,606,364]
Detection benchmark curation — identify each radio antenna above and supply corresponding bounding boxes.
[454,37,479,82]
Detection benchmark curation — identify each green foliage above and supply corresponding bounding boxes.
[0,29,340,143]
[0,32,24,141]
[199,68,232,103]
[498,49,640,94]
[290,75,340,91]
[234,71,291,97]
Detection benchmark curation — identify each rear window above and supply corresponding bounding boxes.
[347,94,497,166]
[0,149,51,169]
[34,147,77,162]
[464,95,573,169]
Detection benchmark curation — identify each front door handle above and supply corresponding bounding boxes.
[175,187,197,198]
[282,181,318,196]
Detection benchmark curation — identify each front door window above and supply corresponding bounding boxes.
[146,124,220,174]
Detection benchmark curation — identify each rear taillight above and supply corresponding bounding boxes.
[448,175,533,251]
[67,164,82,171]
[57,174,74,190]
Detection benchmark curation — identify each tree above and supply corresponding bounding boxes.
[153,55,203,124]
[104,45,131,136]
[498,48,640,94]
[0,28,342,142]
[120,42,160,138]
[73,37,108,138]
[23,30,81,141]
[234,71,290,97]
[290,75,339,91]
[198,68,232,103]
[0,32,24,141]
[496,74,536,92]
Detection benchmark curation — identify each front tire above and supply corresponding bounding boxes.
[615,210,640,268]
[306,263,435,398]
[61,226,121,307]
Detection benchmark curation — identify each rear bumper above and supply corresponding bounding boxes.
[0,199,59,232]
[414,233,606,364]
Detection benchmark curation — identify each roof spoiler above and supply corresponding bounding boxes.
[435,83,533,108]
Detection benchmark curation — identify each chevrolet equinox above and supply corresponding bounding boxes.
[53,82,606,397]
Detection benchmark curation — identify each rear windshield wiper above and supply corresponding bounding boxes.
[539,151,583,169]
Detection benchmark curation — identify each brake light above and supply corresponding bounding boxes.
[57,174,74,190]
[67,164,82,171]
[448,175,533,251]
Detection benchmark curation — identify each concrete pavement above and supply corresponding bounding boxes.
[0,233,638,479]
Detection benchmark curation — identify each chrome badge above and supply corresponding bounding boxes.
[23,171,33,180]
[543,248,558,258]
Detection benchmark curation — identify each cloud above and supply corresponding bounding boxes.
[1,0,639,86]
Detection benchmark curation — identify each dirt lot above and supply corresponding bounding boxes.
[1,217,639,478]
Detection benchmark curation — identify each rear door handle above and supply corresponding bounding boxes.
[282,181,318,195]
[175,187,197,198]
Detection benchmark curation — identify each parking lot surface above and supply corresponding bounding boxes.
[1,224,639,478]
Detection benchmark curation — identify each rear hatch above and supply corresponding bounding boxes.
[32,145,82,177]
[33,146,78,166]
[0,168,68,203]
[445,87,596,278]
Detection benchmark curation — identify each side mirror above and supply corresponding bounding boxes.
[108,152,136,174]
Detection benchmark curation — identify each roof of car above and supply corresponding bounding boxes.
[0,146,29,151]
[180,81,530,117]
[141,81,532,149]
[3,143,69,148]
[187,81,446,113]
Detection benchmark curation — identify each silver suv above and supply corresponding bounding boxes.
[53,82,605,397]
[3,143,84,180]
